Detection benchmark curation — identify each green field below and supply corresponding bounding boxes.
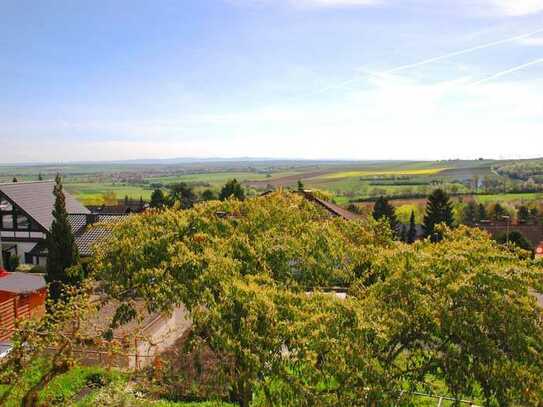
[65,183,154,205]
[475,193,543,203]
[2,159,542,208]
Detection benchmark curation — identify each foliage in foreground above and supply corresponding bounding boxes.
[91,192,543,406]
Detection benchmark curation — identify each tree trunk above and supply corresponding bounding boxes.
[22,362,69,407]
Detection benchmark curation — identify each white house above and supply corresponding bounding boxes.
[0,181,124,267]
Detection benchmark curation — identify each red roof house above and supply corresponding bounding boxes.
[0,269,47,340]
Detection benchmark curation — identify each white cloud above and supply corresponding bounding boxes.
[518,36,543,46]
[4,75,543,163]
[235,0,543,16]
[485,0,543,16]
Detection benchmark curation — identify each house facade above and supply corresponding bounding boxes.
[0,181,125,268]
[0,181,90,267]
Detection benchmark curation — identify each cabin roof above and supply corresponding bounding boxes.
[0,272,46,294]
[0,181,89,231]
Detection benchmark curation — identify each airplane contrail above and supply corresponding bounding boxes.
[384,28,543,74]
[470,58,543,85]
[316,26,543,93]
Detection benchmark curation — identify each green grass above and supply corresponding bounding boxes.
[146,171,298,186]
[64,171,300,205]
[39,366,125,406]
[0,359,232,407]
[0,357,51,406]
[475,193,543,203]
[65,183,153,205]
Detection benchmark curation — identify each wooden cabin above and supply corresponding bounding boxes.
[0,268,47,340]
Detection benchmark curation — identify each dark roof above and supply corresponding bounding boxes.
[87,204,145,214]
[0,272,46,294]
[477,224,543,247]
[0,181,89,231]
[27,214,128,258]
[67,213,92,235]
[259,190,359,221]
[301,191,359,221]
[74,215,127,257]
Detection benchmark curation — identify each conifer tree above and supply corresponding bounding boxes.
[478,204,487,221]
[297,180,305,192]
[407,210,417,244]
[517,206,530,223]
[461,201,478,225]
[46,174,80,300]
[201,189,217,201]
[372,196,398,236]
[150,188,166,208]
[423,189,454,242]
[492,203,506,221]
[168,183,197,208]
[399,225,407,243]
[220,179,245,201]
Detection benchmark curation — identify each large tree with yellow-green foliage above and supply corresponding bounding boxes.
[90,193,543,406]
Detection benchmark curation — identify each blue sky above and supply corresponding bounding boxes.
[1,0,543,163]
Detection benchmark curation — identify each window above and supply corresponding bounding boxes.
[2,214,14,229]
[16,213,29,230]
[0,196,15,229]
[0,198,12,212]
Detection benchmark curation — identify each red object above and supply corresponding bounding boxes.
[0,267,8,278]
[536,243,543,257]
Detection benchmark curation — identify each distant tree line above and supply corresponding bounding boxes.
[371,187,541,252]
[149,179,246,209]
[372,188,454,243]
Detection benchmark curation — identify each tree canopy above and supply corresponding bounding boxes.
[167,182,197,209]
[423,188,454,241]
[150,188,166,208]
[91,192,543,406]
[219,179,245,201]
[372,196,398,237]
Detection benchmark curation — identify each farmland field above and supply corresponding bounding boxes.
[474,193,543,203]
[64,183,154,205]
[316,167,449,180]
[1,158,542,208]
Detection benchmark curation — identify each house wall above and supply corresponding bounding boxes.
[75,305,192,370]
[4,241,41,264]
[130,305,192,369]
